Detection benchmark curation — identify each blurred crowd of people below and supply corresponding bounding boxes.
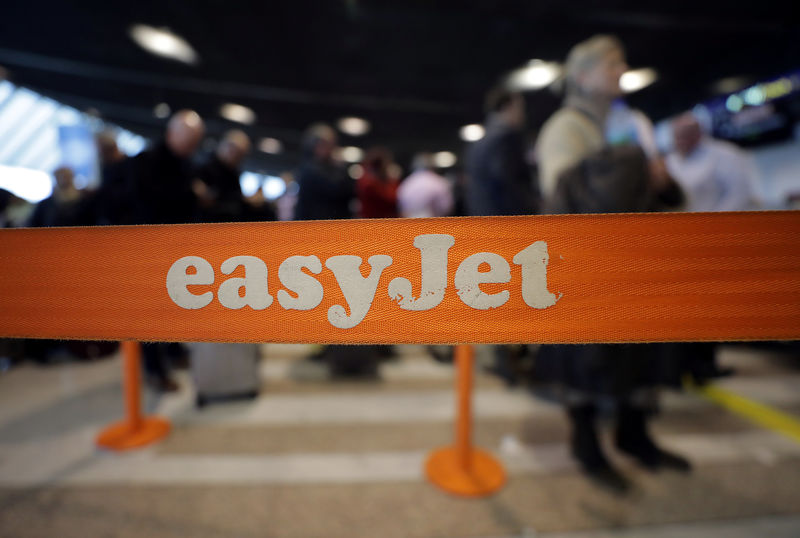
[1,33,769,491]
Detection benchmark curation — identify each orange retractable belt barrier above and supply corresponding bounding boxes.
[1,211,799,344]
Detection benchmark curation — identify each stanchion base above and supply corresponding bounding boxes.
[96,417,171,451]
[425,446,506,497]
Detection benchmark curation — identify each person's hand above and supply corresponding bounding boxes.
[647,157,670,192]
[244,190,265,207]
[192,179,216,207]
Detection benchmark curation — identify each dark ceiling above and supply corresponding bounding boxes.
[1,1,798,173]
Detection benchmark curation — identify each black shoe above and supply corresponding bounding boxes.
[617,442,692,473]
[568,404,630,493]
[616,403,692,473]
[585,465,630,494]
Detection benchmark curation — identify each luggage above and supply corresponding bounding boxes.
[189,343,261,407]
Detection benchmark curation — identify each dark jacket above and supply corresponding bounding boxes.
[465,121,538,216]
[28,193,94,227]
[536,126,685,400]
[293,161,353,221]
[545,145,650,214]
[546,145,683,215]
[196,155,244,222]
[97,141,197,225]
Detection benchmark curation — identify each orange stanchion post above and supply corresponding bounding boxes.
[425,344,506,497]
[96,341,171,450]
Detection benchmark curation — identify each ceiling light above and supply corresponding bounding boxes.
[220,103,256,125]
[348,164,364,180]
[153,102,171,119]
[433,151,457,168]
[129,24,199,65]
[340,146,364,163]
[507,60,561,91]
[337,117,370,136]
[620,68,658,93]
[258,137,283,154]
[459,124,485,142]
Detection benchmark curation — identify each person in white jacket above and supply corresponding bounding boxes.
[666,113,755,212]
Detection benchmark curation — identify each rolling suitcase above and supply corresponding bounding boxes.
[189,343,261,407]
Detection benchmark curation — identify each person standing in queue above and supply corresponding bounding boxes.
[194,129,252,223]
[98,110,206,391]
[358,147,398,219]
[535,35,691,493]
[294,123,354,221]
[293,124,365,374]
[465,88,540,386]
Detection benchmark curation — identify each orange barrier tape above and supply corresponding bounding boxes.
[1,211,799,344]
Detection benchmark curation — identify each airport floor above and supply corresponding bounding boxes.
[1,343,799,537]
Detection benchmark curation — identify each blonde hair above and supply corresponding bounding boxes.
[563,35,624,95]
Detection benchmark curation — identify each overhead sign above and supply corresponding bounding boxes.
[1,212,799,344]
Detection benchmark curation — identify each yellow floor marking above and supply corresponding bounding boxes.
[687,379,800,444]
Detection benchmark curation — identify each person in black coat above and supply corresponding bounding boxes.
[195,129,252,222]
[97,110,204,226]
[293,123,353,221]
[466,88,539,217]
[465,88,540,386]
[96,110,205,392]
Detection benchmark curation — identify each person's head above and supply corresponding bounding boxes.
[671,113,703,156]
[165,109,205,158]
[53,167,75,191]
[486,88,526,129]
[565,35,628,100]
[217,129,252,169]
[410,152,435,172]
[96,131,124,165]
[301,123,338,163]
[363,147,393,178]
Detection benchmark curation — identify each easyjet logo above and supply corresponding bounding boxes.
[166,234,560,329]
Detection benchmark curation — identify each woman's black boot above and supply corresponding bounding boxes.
[568,404,630,493]
[615,402,691,472]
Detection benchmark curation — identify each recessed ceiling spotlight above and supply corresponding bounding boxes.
[258,137,283,154]
[220,103,256,125]
[507,60,561,91]
[459,124,485,142]
[129,24,199,65]
[337,117,370,136]
[620,68,658,93]
[340,146,364,163]
[433,151,457,168]
[348,164,364,180]
[153,102,171,119]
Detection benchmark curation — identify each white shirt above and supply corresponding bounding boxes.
[666,138,755,212]
[397,169,454,218]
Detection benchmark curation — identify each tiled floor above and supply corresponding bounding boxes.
[0,343,799,537]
